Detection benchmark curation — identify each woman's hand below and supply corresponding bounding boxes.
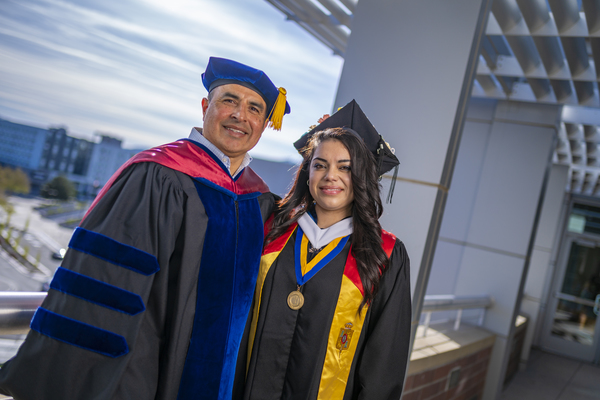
[317,114,330,123]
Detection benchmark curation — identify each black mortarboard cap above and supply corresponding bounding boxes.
[294,99,400,202]
[294,99,399,175]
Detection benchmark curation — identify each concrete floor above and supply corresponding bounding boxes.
[502,349,600,400]
[1,349,598,400]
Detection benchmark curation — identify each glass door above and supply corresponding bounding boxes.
[540,237,600,363]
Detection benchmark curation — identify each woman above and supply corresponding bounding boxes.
[243,100,411,400]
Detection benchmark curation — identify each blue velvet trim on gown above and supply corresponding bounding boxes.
[68,227,159,275]
[50,267,145,315]
[30,307,129,357]
[176,180,264,400]
[193,177,262,200]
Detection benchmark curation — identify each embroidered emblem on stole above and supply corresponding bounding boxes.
[336,322,354,352]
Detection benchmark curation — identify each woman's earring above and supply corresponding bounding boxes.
[307,180,309,186]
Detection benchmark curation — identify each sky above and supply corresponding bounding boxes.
[0,0,345,162]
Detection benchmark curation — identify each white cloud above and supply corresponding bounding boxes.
[0,0,344,159]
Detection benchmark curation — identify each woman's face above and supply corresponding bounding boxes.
[308,139,354,224]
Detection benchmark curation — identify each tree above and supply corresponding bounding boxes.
[41,175,76,201]
[0,166,30,205]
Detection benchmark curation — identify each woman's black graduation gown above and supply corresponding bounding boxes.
[243,223,411,400]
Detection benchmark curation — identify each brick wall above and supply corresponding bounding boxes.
[401,346,493,400]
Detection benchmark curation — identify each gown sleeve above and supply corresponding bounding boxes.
[256,192,277,224]
[352,239,412,400]
[0,162,188,400]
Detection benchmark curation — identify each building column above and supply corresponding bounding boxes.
[334,0,494,341]
[520,163,569,364]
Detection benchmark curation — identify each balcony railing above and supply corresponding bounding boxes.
[0,292,46,335]
[0,292,494,337]
[420,294,493,337]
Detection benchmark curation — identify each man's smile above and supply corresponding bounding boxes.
[224,125,247,136]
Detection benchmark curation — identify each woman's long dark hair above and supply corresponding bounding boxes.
[266,127,389,312]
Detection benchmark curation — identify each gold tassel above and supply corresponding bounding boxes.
[268,87,287,131]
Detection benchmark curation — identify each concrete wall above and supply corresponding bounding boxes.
[426,98,496,297]
[334,0,492,296]
[425,98,561,399]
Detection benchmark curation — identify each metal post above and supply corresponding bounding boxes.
[454,308,463,331]
[422,311,432,337]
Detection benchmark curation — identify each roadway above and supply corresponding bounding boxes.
[0,196,79,364]
[0,197,73,292]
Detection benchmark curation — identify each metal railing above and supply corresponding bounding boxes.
[420,294,493,337]
[554,292,600,317]
[0,292,46,335]
[0,292,494,337]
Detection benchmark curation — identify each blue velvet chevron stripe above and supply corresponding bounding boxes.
[69,227,159,275]
[177,180,264,400]
[30,307,128,358]
[50,267,145,315]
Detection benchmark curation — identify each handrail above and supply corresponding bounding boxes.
[0,292,46,335]
[420,294,493,337]
[554,291,597,308]
[0,292,494,336]
[422,294,493,312]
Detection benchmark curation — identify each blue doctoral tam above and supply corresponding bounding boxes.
[202,57,291,123]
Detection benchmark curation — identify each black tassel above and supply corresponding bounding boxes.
[386,165,399,204]
[377,142,384,178]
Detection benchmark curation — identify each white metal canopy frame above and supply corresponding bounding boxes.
[266,0,600,197]
[265,0,356,56]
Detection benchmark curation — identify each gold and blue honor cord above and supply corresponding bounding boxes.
[294,226,350,286]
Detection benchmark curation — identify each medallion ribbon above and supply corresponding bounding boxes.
[294,226,350,286]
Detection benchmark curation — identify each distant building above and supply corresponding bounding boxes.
[40,128,94,175]
[0,118,142,198]
[39,128,95,195]
[0,117,47,170]
[84,135,140,198]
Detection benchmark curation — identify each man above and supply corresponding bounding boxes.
[0,57,290,400]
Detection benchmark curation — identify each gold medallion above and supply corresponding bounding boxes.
[287,290,304,310]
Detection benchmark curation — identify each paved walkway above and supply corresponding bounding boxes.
[1,196,74,251]
[502,349,600,400]
[1,346,599,399]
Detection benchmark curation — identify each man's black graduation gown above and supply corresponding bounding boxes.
[0,139,275,400]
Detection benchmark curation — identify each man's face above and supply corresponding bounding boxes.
[201,84,269,164]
